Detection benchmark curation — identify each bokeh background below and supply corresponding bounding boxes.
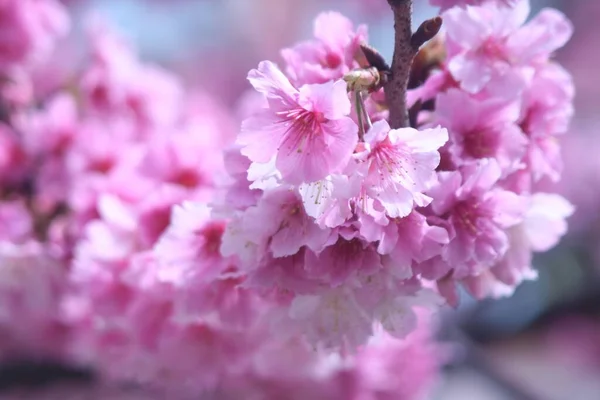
[6,1,600,399]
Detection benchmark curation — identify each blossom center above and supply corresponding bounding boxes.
[171,168,202,188]
[200,223,225,257]
[479,37,511,64]
[371,141,416,187]
[462,129,498,159]
[454,199,485,235]
[323,52,343,69]
[278,108,325,154]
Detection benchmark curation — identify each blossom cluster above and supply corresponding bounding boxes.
[0,0,575,398]
[227,0,575,345]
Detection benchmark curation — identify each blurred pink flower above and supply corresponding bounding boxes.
[0,0,69,71]
[443,0,572,93]
[0,241,67,361]
[431,0,517,11]
[435,88,526,176]
[282,11,367,86]
[422,160,527,281]
[0,123,28,187]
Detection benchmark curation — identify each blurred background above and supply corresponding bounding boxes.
[7,1,599,399]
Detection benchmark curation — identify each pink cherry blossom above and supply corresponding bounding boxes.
[0,241,67,361]
[0,3,579,398]
[299,169,362,229]
[361,211,449,279]
[462,193,574,299]
[519,63,575,182]
[435,88,527,175]
[213,145,263,215]
[222,186,331,264]
[154,202,234,288]
[287,273,440,348]
[303,233,381,287]
[14,93,78,212]
[0,200,32,243]
[135,128,223,193]
[352,314,446,400]
[358,120,448,218]
[523,193,574,253]
[443,0,573,93]
[425,159,527,280]
[0,0,69,71]
[80,18,183,128]
[238,61,358,184]
[0,123,27,187]
[281,12,367,86]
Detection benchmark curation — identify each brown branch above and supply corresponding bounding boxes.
[384,0,414,129]
[384,0,442,129]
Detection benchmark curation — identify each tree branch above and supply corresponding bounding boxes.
[385,0,413,129]
[384,1,442,129]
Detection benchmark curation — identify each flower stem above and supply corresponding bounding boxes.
[360,92,372,130]
[355,90,365,141]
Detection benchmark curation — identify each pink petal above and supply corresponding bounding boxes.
[238,111,284,163]
[508,8,573,64]
[443,6,489,49]
[247,61,297,103]
[298,79,351,120]
[313,12,354,49]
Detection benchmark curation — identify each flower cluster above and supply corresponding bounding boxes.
[415,0,575,303]
[226,0,575,346]
[0,0,576,398]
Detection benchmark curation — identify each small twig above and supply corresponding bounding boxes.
[360,92,373,130]
[354,90,373,140]
[355,91,365,141]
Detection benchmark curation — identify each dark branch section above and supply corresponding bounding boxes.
[384,1,442,129]
[408,36,446,90]
[0,359,94,391]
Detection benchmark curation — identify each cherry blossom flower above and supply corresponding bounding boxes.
[238,61,358,184]
[281,11,367,85]
[0,3,577,398]
[435,88,527,175]
[424,160,527,280]
[0,0,69,70]
[443,0,573,93]
[358,120,448,218]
